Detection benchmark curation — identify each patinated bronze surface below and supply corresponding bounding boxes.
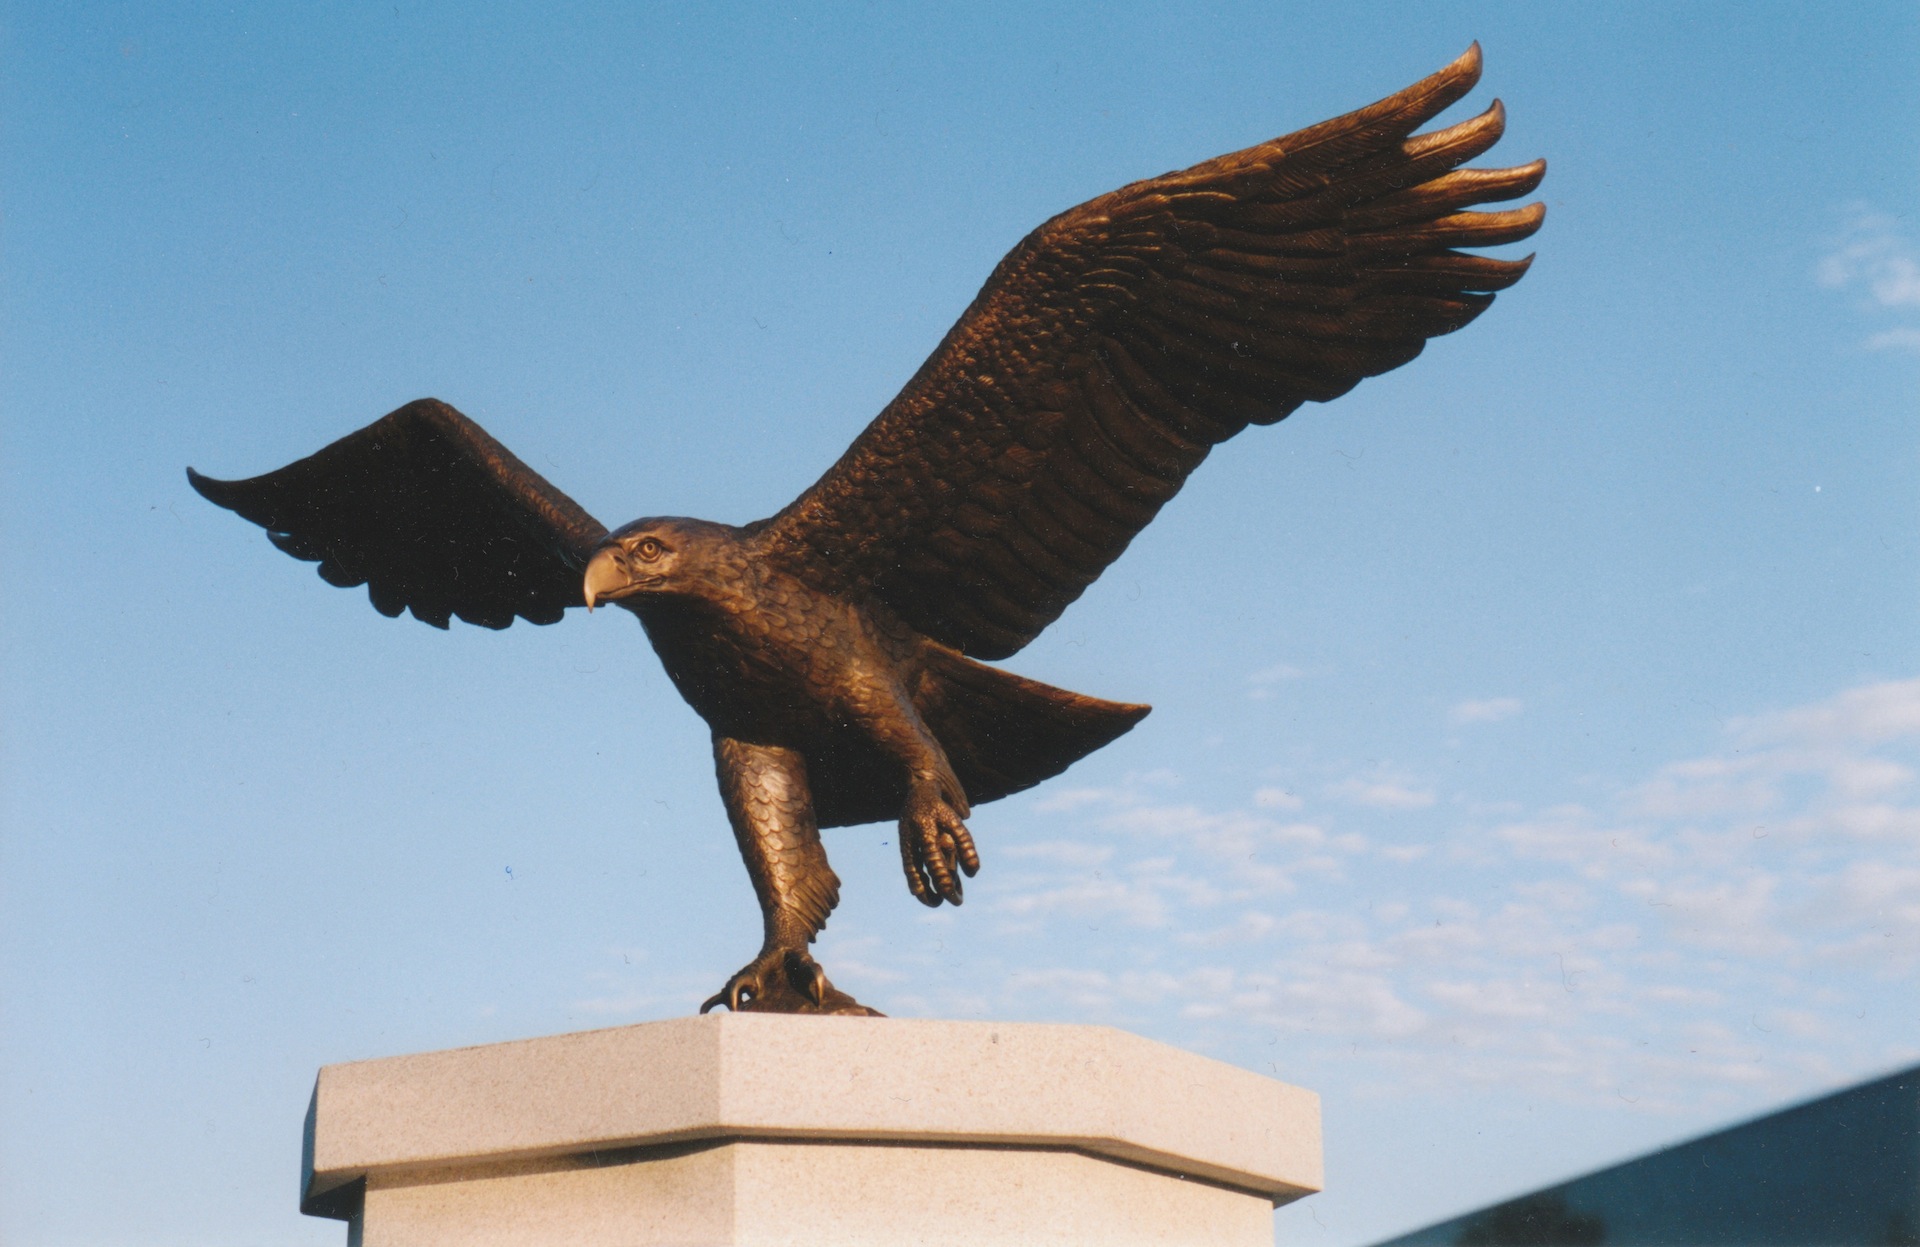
[189,47,1543,1016]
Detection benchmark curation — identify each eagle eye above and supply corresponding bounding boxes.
[635,537,665,561]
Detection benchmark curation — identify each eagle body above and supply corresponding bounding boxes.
[618,521,883,744]
[189,47,1543,1014]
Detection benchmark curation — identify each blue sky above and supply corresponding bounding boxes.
[2,3,1916,1245]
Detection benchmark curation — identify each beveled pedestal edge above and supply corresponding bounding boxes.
[302,1014,1322,1218]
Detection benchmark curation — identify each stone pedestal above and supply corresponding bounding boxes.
[302,1014,1321,1246]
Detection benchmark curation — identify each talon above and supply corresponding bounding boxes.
[700,959,773,1014]
[955,827,980,878]
[784,948,829,1006]
[898,782,979,908]
[707,947,883,1015]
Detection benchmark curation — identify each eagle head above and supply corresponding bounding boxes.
[582,517,736,609]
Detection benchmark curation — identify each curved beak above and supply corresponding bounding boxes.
[582,546,631,611]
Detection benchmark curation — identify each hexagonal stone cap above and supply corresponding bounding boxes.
[303,1014,1321,1216]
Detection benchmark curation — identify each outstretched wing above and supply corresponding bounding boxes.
[759,45,1543,660]
[189,398,609,629]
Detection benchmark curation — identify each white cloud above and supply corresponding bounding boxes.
[1819,207,1920,307]
[995,873,1175,928]
[570,948,707,1018]
[1254,786,1303,810]
[1817,801,1920,842]
[1329,776,1437,810]
[1633,875,1793,957]
[1078,791,1332,861]
[1002,839,1114,867]
[1247,662,1305,700]
[848,676,1920,1111]
[1177,911,1279,947]
[1424,977,1559,1023]
[1001,966,1236,1014]
[1818,206,1920,350]
[1867,327,1920,354]
[1823,859,1920,912]
[1230,969,1431,1038]
[1823,756,1915,800]
[1451,697,1523,725]
[1626,763,1776,819]
[1764,1009,1832,1040]
[1035,786,1121,813]
[1732,676,1920,747]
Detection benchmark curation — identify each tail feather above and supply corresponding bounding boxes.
[915,646,1149,807]
[807,645,1147,830]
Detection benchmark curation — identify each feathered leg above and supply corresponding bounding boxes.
[700,735,881,1016]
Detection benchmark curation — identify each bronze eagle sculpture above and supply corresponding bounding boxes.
[190,46,1542,1016]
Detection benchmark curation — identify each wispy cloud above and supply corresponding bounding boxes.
[1247,662,1306,700]
[834,676,1920,1112]
[1819,207,1920,307]
[1255,786,1304,810]
[1329,775,1437,810]
[1731,675,1920,746]
[1819,205,1920,352]
[1867,327,1920,354]
[570,947,713,1017]
[1451,697,1523,725]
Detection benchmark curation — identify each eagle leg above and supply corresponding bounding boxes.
[837,670,981,908]
[700,735,882,1017]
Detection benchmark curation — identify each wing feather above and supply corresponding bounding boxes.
[189,398,607,629]
[757,44,1544,659]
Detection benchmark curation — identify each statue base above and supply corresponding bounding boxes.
[302,1014,1321,1247]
